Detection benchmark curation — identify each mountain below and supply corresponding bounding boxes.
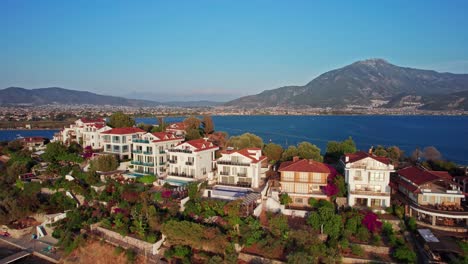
[225,59,468,109]
[163,101,223,107]
[0,87,163,106]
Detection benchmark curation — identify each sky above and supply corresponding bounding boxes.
[2,0,468,102]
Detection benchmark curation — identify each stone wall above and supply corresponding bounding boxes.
[238,252,285,264]
[350,243,391,255]
[90,223,164,255]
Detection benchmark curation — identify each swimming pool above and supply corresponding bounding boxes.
[162,178,191,186]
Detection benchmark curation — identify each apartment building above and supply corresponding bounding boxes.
[100,127,146,159]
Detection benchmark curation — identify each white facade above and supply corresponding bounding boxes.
[100,128,146,159]
[54,118,107,146]
[82,124,112,149]
[131,132,184,175]
[166,139,219,182]
[342,153,394,209]
[216,148,266,188]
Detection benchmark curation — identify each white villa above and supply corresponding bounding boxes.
[341,151,394,210]
[131,132,184,175]
[82,123,112,150]
[54,118,108,146]
[100,127,146,159]
[216,148,267,188]
[166,138,219,183]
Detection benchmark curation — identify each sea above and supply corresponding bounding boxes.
[1,115,467,165]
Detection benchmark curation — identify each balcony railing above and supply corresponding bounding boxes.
[159,162,166,166]
[159,150,166,154]
[185,161,194,166]
[168,172,194,178]
[168,160,177,164]
[131,161,143,165]
[143,151,152,155]
[143,162,154,167]
[168,149,193,154]
[219,171,230,176]
[217,160,251,167]
[237,173,247,177]
[133,149,142,153]
[133,139,149,143]
[350,189,390,196]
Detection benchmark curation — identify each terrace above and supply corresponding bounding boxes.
[217,160,251,167]
[168,149,193,154]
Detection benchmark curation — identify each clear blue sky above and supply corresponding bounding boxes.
[2,0,468,101]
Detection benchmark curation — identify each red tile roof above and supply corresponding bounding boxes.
[21,137,46,143]
[278,159,331,173]
[221,148,267,163]
[80,117,106,124]
[101,127,145,135]
[397,166,453,186]
[343,151,391,165]
[392,176,419,193]
[151,132,183,142]
[166,122,187,131]
[179,139,218,152]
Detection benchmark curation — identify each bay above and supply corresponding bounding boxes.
[1,116,467,165]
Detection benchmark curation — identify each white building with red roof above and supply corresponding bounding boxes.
[341,151,394,210]
[54,117,108,147]
[216,148,267,188]
[165,122,187,136]
[392,166,467,229]
[82,123,112,150]
[100,127,146,159]
[131,132,184,175]
[278,157,332,207]
[166,138,219,183]
[20,136,48,151]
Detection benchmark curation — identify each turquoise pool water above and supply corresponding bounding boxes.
[163,178,191,186]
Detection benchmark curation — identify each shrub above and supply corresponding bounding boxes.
[372,234,382,245]
[381,222,394,236]
[393,245,416,263]
[407,217,417,231]
[350,244,364,256]
[356,227,370,242]
[114,246,124,255]
[279,193,292,205]
[125,248,137,263]
[339,238,349,250]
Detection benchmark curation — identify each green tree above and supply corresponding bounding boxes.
[297,141,323,161]
[263,143,283,162]
[185,128,202,141]
[279,193,292,206]
[326,137,357,160]
[281,146,298,161]
[227,133,263,149]
[42,142,67,162]
[269,214,289,238]
[202,115,215,135]
[90,155,118,172]
[393,246,417,263]
[108,111,135,128]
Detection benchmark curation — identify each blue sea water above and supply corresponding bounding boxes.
[1,116,467,164]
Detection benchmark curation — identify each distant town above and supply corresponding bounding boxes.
[0,104,467,130]
[0,113,466,263]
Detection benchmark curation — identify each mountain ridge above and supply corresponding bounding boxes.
[226,59,468,110]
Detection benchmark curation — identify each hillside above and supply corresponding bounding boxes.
[0,87,162,107]
[226,59,468,110]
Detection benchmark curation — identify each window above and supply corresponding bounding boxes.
[311,185,320,191]
[282,172,294,181]
[295,198,303,204]
[371,199,381,207]
[312,173,322,183]
[369,172,385,182]
[299,172,308,182]
[281,182,294,192]
[296,183,308,194]
[122,145,129,152]
[373,185,382,192]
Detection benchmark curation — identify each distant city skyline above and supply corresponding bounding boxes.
[2,0,468,101]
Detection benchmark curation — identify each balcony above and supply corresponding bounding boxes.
[131,161,143,165]
[217,160,251,167]
[143,151,153,155]
[159,162,166,166]
[168,172,194,178]
[168,149,193,154]
[350,188,390,196]
[133,149,142,153]
[185,161,194,166]
[143,162,155,167]
[237,173,247,177]
[133,139,149,143]
[168,160,177,164]
[219,171,230,176]
[353,177,363,181]
[159,150,166,154]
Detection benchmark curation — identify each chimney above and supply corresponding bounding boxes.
[293,156,299,162]
[369,146,374,154]
[345,156,349,162]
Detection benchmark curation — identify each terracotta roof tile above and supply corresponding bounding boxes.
[397,166,452,186]
[343,151,391,165]
[278,159,331,173]
[101,127,145,135]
